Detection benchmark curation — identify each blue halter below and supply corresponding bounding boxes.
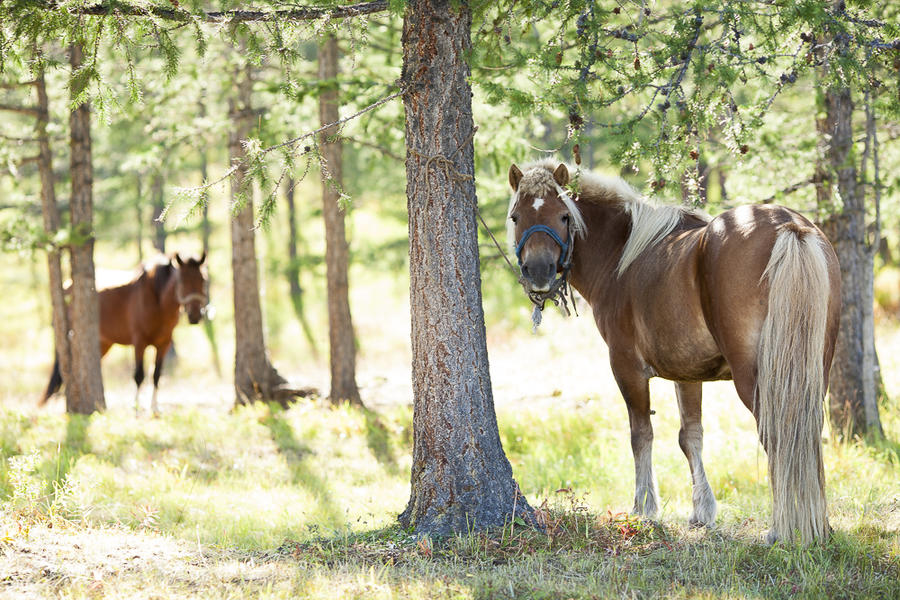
[515,224,569,268]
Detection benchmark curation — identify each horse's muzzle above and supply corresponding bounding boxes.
[185,306,204,324]
[521,258,557,293]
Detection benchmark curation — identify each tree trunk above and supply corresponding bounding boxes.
[198,97,212,258]
[197,132,222,377]
[229,48,286,405]
[399,0,534,535]
[820,87,883,438]
[285,176,302,302]
[135,174,144,263]
[151,171,166,254]
[67,41,105,414]
[319,33,361,406]
[285,176,319,358]
[35,55,72,402]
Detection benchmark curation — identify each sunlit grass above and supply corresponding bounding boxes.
[1,376,898,598]
[1,238,899,598]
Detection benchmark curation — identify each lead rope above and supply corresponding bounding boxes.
[475,206,577,332]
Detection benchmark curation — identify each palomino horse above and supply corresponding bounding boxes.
[41,253,208,416]
[507,159,840,544]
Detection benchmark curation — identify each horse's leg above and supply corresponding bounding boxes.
[675,381,717,527]
[151,341,171,418]
[133,344,147,417]
[611,358,659,518]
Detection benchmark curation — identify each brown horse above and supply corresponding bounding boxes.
[41,253,208,416]
[507,159,841,544]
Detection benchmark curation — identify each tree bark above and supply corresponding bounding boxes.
[319,33,361,406]
[820,87,883,438]
[67,41,105,414]
[35,54,72,402]
[399,0,534,535]
[229,47,286,405]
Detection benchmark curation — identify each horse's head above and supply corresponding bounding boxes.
[507,162,585,293]
[174,252,208,324]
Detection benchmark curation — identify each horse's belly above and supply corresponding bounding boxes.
[651,355,732,382]
[639,333,731,382]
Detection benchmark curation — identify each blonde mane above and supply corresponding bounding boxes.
[507,159,709,276]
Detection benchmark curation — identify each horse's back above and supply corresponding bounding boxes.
[97,270,151,347]
[95,268,143,291]
[698,204,840,397]
[700,204,837,308]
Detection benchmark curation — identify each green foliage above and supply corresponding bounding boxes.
[471,0,900,199]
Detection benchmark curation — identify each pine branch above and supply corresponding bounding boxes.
[0,80,38,89]
[171,85,404,201]
[0,154,41,176]
[24,1,388,22]
[344,136,403,161]
[0,104,41,116]
[760,178,815,204]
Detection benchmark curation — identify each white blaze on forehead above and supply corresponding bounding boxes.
[532,197,545,211]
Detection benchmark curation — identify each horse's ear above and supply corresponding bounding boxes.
[199,251,207,266]
[508,164,523,191]
[175,253,184,267]
[553,163,569,187]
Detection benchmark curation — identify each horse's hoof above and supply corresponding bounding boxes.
[688,516,715,529]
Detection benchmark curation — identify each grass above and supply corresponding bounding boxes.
[1,246,899,598]
[1,386,898,598]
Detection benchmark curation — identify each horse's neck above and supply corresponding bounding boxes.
[568,201,631,303]
[152,270,179,313]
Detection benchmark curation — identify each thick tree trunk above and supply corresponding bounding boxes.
[399,0,534,535]
[229,50,286,405]
[67,41,105,414]
[319,33,361,406]
[35,57,72,401]
[820,87,883,438]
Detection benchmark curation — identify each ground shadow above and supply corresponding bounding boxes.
[260,407,345,529]
[39,414,92,500]
[269,515,900,599]
[360,407,401,476]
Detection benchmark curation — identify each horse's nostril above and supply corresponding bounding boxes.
[521,264,530,278]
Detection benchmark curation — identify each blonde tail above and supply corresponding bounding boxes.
[756,223,830,544]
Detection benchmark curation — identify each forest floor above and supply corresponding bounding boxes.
[2,289,899,598]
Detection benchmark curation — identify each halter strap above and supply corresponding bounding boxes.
[515,224,569,268]
[176,291,208,306]
[515,218,578,328]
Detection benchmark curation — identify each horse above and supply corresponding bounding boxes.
[506,159,841,544]
[41,252,209,416]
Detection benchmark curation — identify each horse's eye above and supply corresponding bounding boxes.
[510,214,519,224]
[561,214,570,223]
